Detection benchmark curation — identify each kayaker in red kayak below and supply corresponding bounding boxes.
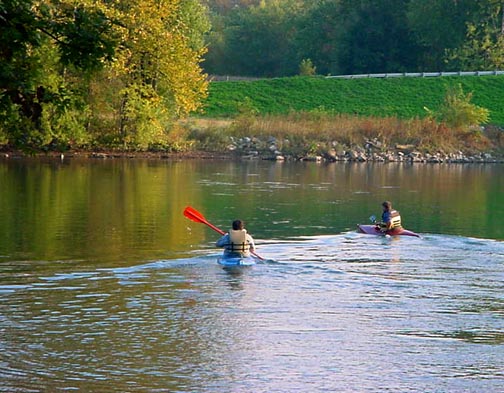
[357,202,419,237]
[216,220,256,257]
[378,201,402,232]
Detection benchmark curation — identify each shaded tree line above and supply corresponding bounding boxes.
[204,0,504,77]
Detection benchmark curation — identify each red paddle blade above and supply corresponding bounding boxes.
[183,206,207,223]
[184,206,226,235]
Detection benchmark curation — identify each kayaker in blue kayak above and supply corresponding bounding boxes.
[216,220,256,257]
[378,201,402,232]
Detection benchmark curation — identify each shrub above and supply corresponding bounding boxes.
[299,59,316,76]
[427,84,489,130]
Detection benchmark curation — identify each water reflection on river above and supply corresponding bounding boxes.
[0,159,503,392]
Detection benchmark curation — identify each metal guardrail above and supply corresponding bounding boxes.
[208,75,263,82]
[209,71,504,82]
[326,71,504,79]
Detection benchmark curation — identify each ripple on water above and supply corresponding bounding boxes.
[0,234,503,392]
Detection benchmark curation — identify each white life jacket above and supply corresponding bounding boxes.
[390,210,402,229]
[226,229,250,255]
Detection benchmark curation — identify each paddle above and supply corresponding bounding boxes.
[369,214,393,236]
[183,206,265,260]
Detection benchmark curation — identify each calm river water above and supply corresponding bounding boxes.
[0,158,503,392]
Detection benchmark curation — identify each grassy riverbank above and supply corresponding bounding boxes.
[182,75,504,159]
[2,75,504,158]
[202,75,504,124]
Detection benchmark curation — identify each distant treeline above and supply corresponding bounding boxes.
[204,0,504,77]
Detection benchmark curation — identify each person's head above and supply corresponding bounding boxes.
[382,201,392,211]
[232,219,244,230]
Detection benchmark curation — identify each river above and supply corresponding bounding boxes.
[0,158,503,392]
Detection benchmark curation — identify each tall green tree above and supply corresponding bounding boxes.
[0,0,117,150]
[204,0,504,77]
[336,0,423,74]
[1,0,210,151]
[447,1,504,70]
[205,0,303,76]
[294,0,348,75]
[407,0,479,70]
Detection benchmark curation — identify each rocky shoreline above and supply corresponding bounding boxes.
[1,136,503,164]
[228,136,504,164]
[0,150,231,161]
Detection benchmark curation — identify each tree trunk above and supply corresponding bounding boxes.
[501,2,504,35]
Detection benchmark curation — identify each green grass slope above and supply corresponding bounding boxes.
[202,75,504,124]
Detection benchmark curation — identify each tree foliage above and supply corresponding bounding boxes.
[406,0,479,70]
[93,0,209,149]
[336,0,423,74]
[427,84,490,130]
[205,0,303,76]
[0,0,210,151]
[299,59,316,76]
[0,0,118,151]
[204,0,504,77]
[447,1,504,70]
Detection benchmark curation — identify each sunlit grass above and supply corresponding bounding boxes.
[202,75,504,125]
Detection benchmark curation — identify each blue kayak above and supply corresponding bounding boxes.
[217,256,257,267]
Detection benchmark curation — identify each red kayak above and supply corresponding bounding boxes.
[357,224,420,237]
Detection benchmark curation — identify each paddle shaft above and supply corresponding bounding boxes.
[200,219,225,236]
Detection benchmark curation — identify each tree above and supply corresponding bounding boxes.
[294,0,348,75]
[297,0,426,75]
[447,1,504,70]
[299,59,316,76]
[205,0,304,77]
[91,0,209,149]
[429,84,489,130]
[0,0,117,150]
[0,0,210,151]
[336,0,424,74]
[407,0,479,70]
